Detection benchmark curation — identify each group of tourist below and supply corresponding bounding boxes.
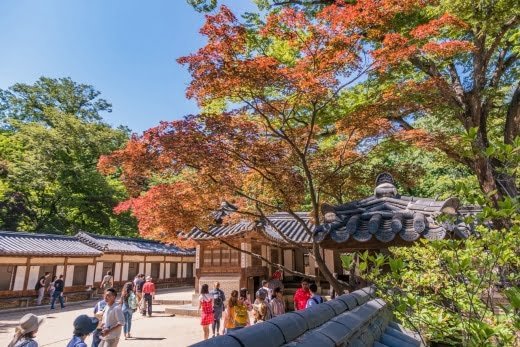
[8,271,157,347]
[35,272,66,310]
[198,278,323,340]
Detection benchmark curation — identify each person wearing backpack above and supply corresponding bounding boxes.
[50,275,65,310]
[92,298,107,347]
[35,272,50,305]
[255,280,271,304]
[210,282,225,337]
[119,282,136,339]
[100,271,113,293]
[305,283,324,308]
[223,290,250,334]
[66,315,99,347]
[252,290,272,323]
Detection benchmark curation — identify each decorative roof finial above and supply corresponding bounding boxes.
[375,172,394,187]
[374,172,397,198]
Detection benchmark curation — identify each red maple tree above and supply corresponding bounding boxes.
[99,5,397,291]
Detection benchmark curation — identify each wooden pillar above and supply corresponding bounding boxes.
[22,257,31,292]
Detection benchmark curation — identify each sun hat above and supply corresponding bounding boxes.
[18,313,44,334]
[146,276,152,281]
[73,315,99,335]
[8,314,44,347]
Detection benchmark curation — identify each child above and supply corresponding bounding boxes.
[67,315,98,347]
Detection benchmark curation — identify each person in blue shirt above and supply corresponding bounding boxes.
[67,315,98,347]
[305,283,324,308]
[92,299,107,347]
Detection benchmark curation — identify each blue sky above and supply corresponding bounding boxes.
[0,0,256,134]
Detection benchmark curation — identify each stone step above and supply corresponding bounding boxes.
[164,304,199,317]
[153,299,192,305]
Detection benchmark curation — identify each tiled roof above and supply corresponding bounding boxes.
[0,231,102,257]
[261,212,314,244]
[183,221,254,240]
[75,232,195,256]
[190,287,423,347]
[315,173,479,245]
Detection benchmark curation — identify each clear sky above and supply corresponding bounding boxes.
[0,0,256,134]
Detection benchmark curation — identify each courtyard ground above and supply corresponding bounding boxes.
[0,287,204,347]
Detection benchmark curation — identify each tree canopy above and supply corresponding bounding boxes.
[0,77,137,235]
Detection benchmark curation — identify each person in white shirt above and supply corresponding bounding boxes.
[99,288,124,347]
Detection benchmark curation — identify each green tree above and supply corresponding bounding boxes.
[0,77,136,236]
[344,139,520,346]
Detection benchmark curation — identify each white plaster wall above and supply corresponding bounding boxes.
[27,266,40,290]
[177,263,182,278]
[13,266,26,291]
[86,265,95,286]
[121,263,129,282]
[94,262,103,282]
[182,263,187,278]
[145,263,151,277]
[165,263,171,278]
[65,265,74,287]
[114,263,121,282]
[138,262,145,275]
[159,263,164,279]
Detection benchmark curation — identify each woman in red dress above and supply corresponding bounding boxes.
[198,284,213,340]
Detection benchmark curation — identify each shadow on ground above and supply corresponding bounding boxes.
[129,337,166,341]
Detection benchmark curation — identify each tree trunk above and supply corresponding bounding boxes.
[312,243,346,295]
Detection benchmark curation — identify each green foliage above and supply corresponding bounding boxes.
[0,77,112,125]
[186,0,217,12]
[0,78,137,236]
[348,141,519,346]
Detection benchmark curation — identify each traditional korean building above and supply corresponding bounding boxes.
[186,173,477,299]
[75,232,196,289]
[0,231,195,309]
[0,231,102,309]
[185,212,342,299]
[314,172,477,249]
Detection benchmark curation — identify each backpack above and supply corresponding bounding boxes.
[234,304,248,327]
[311,296,324,305]
[254,302,272,322]
[213,290,223,308]
[35,277,44,290]
[128,292,138,310]
[54,279,64,292]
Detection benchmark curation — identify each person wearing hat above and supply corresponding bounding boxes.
[8,313,44,347]
[66,315,99,347]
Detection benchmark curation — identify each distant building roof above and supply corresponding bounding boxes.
[0,231,102,257]
[189,287,423,347]
[183,221,254,240]
[315,173,479,246]
[261,212,314,244]
[184,212,314,244]
[75,231,195,256]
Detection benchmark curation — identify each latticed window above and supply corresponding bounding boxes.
[0,265,15,291]
[151,263,160,279]
[72,265,88,286]
[203,249,212,266]
[170,262,178,278]
[128,262,138,280]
